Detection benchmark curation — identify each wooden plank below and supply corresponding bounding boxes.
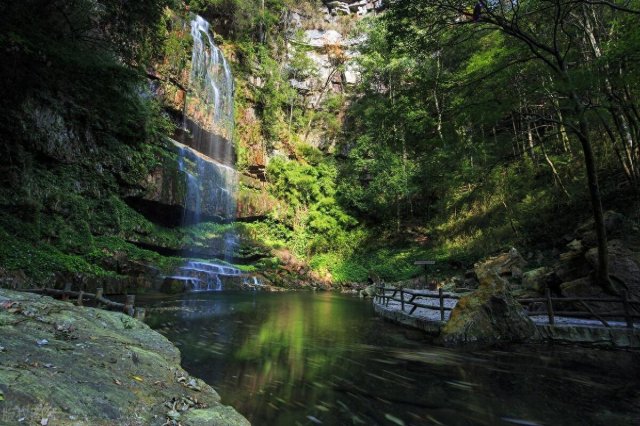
[386,297,452,311]
[414,260,436,265]
[623,290,633,329]
[37,288,125,310]
[529,311,640,318]
[402,289,461,299]
[579,300,610,328]
[546,288,555,326]
[518,297,635,304]
[62,282,72,301]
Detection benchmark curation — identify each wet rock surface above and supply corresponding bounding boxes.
[0,289,249,425]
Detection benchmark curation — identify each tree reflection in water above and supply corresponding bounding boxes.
[144,292,640,426]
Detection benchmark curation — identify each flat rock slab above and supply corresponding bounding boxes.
[0,289,250,425]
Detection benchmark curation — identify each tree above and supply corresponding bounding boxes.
[384,0,640,293]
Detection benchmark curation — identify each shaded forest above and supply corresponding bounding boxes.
[0,0,639,287]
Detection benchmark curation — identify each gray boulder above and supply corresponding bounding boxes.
[585,239,640,297]
[522,266,552,293]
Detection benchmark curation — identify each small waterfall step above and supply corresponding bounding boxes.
[186,261,241,276]
[162,275,211,292]
[163,260,239,293]
[162,274,222,292]
[242,276,264,290]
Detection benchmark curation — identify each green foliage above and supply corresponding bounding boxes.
[0,226,116,282]
[329,1,640,282]
[188,0,316,41]
[258,156,357,258]
[0,0,174,147]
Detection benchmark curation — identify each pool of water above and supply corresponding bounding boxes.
[141,291,640,425]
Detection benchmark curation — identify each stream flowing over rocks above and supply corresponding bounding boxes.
[0,289,249,426]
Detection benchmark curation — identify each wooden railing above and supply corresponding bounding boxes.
[375,286,460,321]
[375,285,639,329]
[26,285,145,320]
[518,288,639,329]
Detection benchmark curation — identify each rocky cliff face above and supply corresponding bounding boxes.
[323,0,384,16]
[146,2,376,223]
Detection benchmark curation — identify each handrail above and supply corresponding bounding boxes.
[375,286,462,299]
[374,285,456,321]
[375,285,638,329]
[518,297,640,305]
[24,286,143,319]
[517,288,637,329]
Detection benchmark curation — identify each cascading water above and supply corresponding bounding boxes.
[187,15,235,165]
[169,15,242,291]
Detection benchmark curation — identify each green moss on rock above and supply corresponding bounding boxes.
[0,289,249,425]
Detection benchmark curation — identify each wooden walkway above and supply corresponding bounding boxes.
[373,285,640,348]
[374,286,460,322]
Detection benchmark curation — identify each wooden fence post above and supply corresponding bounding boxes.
[439,287,445,321]
[95,288,104,307]
[134,308,146,321]
[124,295,135,317]
[62,282,72,301]
[545,287,555,325]
[622,290,633,329]
[76,290,84,306]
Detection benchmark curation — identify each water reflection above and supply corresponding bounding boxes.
[142,292,640,426]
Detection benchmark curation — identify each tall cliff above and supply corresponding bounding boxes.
[0,0,382,290]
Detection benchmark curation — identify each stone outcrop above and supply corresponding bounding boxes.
[481,247,527,279]
[585,239,640,295]
[524,212,640,301]
[236,187,280,221]
[440,260,538,347]
[323,0,384,16]
[126,139,274,227]
[0,289,249,425]
[522,266,552,293]
[359,284,377,298]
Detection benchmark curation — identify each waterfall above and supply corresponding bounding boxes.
[186,15,235,165]
[169,15,240,291]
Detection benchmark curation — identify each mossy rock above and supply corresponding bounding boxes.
[161,277,188,294]
[182,405,251,426]
[440,262,539,347]
[0,289,248,425]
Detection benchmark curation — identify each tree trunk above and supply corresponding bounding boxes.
[574,106,616,294]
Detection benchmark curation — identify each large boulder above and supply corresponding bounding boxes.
[561,276,600,297]
[477,247,527,280]
[161,276,190,294]
[0,289,249,425]
[359,284,377,298]
[522,266,552,293]
[585,239,640,297]
[440,262,538,347]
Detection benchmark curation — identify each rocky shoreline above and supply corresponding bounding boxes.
[0,289,249,425]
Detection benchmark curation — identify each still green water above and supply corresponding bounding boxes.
[142,291,639,425]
